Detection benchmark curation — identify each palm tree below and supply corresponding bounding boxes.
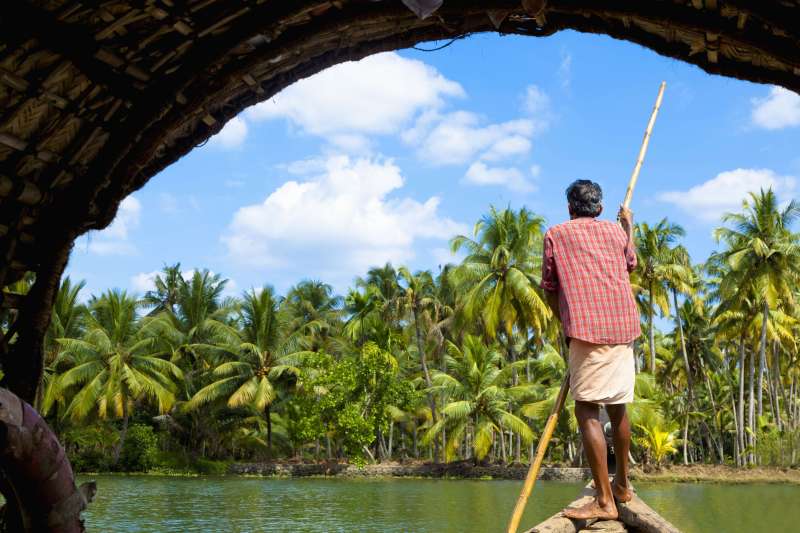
[451,206,549,462]
[142,263,184,315]
[282,280,342,353]
[450,206,550,341]
[189,287,308,450]
[715,189,800,420]
[425,335,533,462]
[635,218,691,373]
[40,277,87,411]
[50,290,182,463]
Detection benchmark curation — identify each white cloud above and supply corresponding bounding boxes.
[751,87,800,130]
[131,271,159,293]
[409,111,536,166]
[658,168,797,221]
[463,161,535,193]
[246,52,464,140]
[523,85,550,115]
[210,116,248,149]
[558,52,572,89]
[222,155,465,282]
[83,196,141,255]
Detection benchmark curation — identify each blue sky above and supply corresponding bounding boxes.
[66,31,800,299]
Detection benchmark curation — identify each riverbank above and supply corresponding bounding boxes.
[631,464,800,484]
[226,461,800,484]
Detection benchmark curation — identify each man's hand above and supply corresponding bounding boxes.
[618,205,634,232]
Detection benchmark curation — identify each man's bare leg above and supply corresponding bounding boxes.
[563,401,618,520]
[606,404,634,502]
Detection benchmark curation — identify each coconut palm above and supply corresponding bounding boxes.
[282,280,343,353]
[50,290,182,463]
[635,218,691,373]
[40,277,87,411]
[450,206,550,341]
[425,335,533,462]
[715,189,800,420]
[188,287,309,450]
[142,263,184,315]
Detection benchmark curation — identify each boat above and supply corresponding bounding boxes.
[526,482,681,533]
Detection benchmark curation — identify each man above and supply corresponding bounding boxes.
[541,180,639,520]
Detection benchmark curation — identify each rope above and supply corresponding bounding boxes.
[412,36,463,52]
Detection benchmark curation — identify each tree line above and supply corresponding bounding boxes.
[3,188,798,471]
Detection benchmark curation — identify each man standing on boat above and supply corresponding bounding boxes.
[541,180,638,520]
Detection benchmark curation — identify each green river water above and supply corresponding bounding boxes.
[79,475,798,532]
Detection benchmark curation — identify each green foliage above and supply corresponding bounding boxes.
[37,193,800,470]
[119,424,159,472]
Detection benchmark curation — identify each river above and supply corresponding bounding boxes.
[80,475,798,532]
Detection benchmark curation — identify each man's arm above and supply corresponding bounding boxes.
[618,205,637,272]
[545,289,560,322]
[540,232,561,322]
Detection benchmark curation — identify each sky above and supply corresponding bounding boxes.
[65,30,800,300]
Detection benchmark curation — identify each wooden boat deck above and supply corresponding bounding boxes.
[525,484,681,533]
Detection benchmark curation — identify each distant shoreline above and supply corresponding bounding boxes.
[225,462,800,484]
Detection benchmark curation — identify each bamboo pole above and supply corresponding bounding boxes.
[506,81,667,533]
[506,375,570,533]
[622,81,666,209]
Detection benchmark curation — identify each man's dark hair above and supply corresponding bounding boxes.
[566,180,603,217]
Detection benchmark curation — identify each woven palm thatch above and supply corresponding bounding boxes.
[0,0,799,402]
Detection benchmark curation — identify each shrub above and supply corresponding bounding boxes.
[118,424,159,472]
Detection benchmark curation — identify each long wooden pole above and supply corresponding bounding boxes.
[506,375,570,533]
[506,81,666,533]
[622,81,667,209]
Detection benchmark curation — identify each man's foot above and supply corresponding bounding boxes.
[610,479,633,503]
[563,498,618,521]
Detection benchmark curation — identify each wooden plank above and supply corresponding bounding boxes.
[617,493,681,533]
[526,485,596,533]
[527,481,681,533]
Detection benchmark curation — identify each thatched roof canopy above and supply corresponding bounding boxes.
[1,0,799,400]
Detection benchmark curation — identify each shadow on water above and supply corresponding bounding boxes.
[80,475,798,532]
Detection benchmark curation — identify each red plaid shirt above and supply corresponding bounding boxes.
[541,217,640,345]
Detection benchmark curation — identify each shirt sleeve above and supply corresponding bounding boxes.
[541,232,559,292]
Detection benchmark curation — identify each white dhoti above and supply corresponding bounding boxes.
[568,338,635,405]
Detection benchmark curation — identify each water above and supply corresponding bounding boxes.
[80,475,799,532]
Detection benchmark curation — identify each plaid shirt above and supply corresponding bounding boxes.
[541,217,640,345]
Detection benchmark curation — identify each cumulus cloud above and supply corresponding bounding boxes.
[751,87,800,130]
[658,168,797,221]
[222,155,465,282]
[84,196,141,255]
[246,52,464,141]
[408,111,536,166]
[210,116,248,149]
[463,162,535,193]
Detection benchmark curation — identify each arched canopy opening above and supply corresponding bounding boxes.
[1,0,800,401]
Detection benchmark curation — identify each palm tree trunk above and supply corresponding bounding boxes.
[682,412,689,465]
[773,342,783,431]
[737,338,746,464]
[113,400,130,466]
[748,345,756,464]
[758,299,768,419]
[731,394,740,466]
[648,282,656,373]
[413,307,440,462]
[266,404,273,454]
